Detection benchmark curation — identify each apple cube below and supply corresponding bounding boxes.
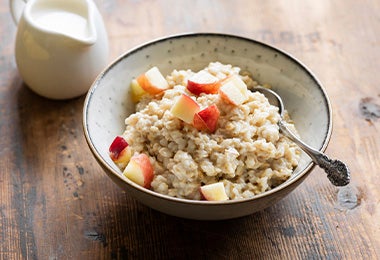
[114,147,132,168]
[170,94,200,124]
[187,70,220,95]
[130,79,147,103]
[123,153,154,188]
[193,104,220,133]
[219,75,248,105]
[109,136,129,161]
[137,66,169,94]
[200,182,229,201]
[109,136,132,168]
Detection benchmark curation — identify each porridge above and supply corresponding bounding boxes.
[109,62,301,201]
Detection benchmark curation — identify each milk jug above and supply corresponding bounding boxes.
[11,0,109,99]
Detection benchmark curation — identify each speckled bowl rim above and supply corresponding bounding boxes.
[83,32,332,206]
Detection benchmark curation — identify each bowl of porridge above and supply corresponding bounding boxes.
[83,33,332,220]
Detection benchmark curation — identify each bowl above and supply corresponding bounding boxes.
[83,33,332,220]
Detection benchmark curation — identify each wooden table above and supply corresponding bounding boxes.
[1,0,379,259]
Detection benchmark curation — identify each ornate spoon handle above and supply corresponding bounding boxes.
[278,120,350,186]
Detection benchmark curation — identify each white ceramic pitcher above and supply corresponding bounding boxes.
[10,0,109,99]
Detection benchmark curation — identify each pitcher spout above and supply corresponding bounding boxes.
[25,0,100,45]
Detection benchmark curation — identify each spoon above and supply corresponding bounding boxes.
[254,87,350,186]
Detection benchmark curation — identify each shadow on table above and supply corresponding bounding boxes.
[15,78,86,165]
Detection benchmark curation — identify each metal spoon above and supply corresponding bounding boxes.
[254,87,350,186]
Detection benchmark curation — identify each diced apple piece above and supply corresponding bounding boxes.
[114,147,132,168]
[109,136,129,161]
[170,94,200,124]
[200,182,229,201]
[187,70,220,95]
[109,136,132,168]
[123,154,154,188]
[219,75,248,105]
[137,66,169,94]
[130,79,147,103]
[193,104,220,133]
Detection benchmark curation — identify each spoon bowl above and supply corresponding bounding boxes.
[254,87,350,186]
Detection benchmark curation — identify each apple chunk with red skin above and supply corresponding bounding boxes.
[130,79,147,103]
[200,182,229,201]
[123,153,154,188]
[219,74,248,105]
[170,93,200,124]
[109,136,131,163]
[193,104,220,133]
[137,66,169,95]
[187,70,221,95]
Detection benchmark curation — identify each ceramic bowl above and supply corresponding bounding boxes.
[83,33,332,220]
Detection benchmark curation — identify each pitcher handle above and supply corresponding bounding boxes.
[10,0,27,24]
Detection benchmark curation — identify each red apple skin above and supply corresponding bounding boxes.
[109,136,129,161]
[193,113,208,131]
[219,90,235,105]
[193,104,220,133]
[136,74,159,95]
[186,71,222,95]
[187,80,221,95]
[186,70,220,95]
[130,79,147,103]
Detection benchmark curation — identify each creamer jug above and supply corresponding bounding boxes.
[11,0,109,99]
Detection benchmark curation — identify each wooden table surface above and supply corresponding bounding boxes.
[1,0,379,259]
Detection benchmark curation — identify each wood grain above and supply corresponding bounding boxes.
[1,0,379,259]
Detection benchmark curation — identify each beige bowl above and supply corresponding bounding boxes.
[83,33,332,220]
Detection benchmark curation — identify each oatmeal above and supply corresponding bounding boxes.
[109,62,301,201]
